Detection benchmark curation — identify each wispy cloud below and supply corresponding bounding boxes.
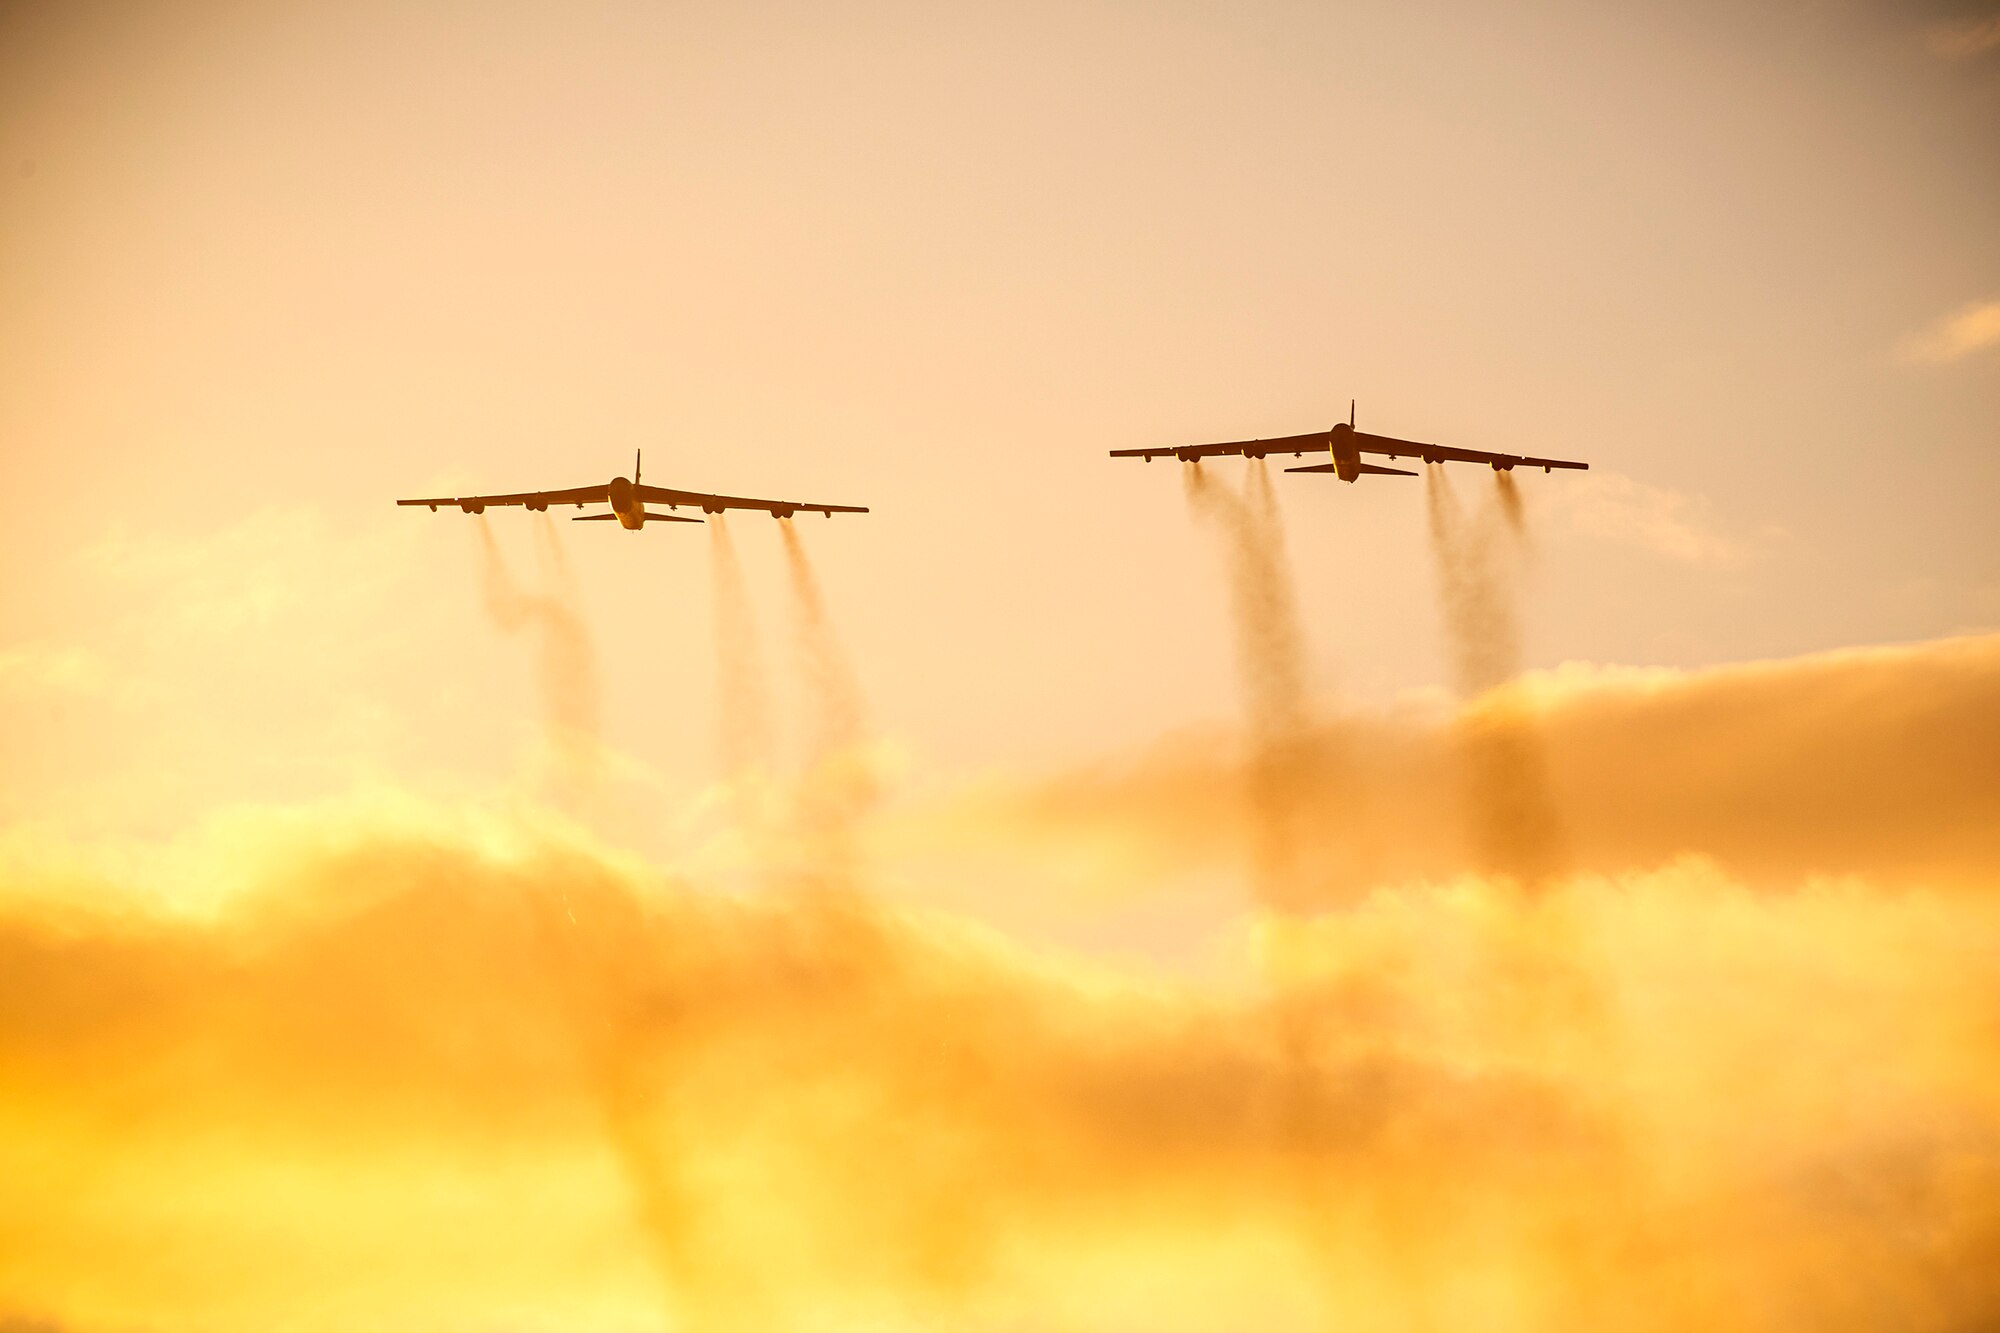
[89,506,413,637]
[1926,13,2000,59]
[0,644,118,700]
[1550,473,1753,567]
[1902,299,2000,363]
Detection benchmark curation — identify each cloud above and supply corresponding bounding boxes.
[1926,14,2000,59]
[2,798,1999,1331]
[1547,473,1753,567]
[88,506,415,639]
[988,632,2000,900]
[5,633,2000,1330]
[0,645,118,700]
[1902,299,2000,364]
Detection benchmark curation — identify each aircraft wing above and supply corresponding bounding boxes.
[1352,431,1587,471]
[637,484,868,517]
[398,484,612,510]
[1110,431,1329,461]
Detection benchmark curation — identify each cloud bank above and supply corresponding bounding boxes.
[998,632,2000,899]
[3,632,1999,1332]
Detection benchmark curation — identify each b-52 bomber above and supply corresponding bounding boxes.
[1110,403,1588,482]
[398,451,868,530]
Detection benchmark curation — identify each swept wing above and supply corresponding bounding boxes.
[1109,431,1328,462]
[1343,430,1587,471]
[397,484,611,511]
[637,484,868,518]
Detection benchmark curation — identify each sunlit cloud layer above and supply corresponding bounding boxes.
[989,632,2000,903]
[4,631,1999,1333]
[1926,14,2000,60]
[1902,299,2000,363]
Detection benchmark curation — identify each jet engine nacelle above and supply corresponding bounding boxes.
[460,500,484,514]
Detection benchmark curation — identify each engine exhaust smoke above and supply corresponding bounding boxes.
[1422,467,1565,890]
[778,518,878,888]
[1183,461,1315,910]
[475,517,603,803]
[476,524,714,1318]
[1494,469,1528,543]
[706,518,775,780]
[516,880,745,1333]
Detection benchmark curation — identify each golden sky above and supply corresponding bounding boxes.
[1,2,1998,1330]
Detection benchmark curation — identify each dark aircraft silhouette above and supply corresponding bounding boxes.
[1110,402,1588,482]
[398,451,868,530]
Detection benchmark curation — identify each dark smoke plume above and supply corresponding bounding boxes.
[1183,461,1319,910]
[778,519,878,887]
[1494,469,1528,543]
[475,517,602,801]
[706,518,775,779]
[1423,467,1565,889]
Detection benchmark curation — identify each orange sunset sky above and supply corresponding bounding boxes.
[2,2,1998,1331]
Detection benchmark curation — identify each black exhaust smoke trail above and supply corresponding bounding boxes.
[1421,466,1565,889]
[1494,468,1528,543]
[1183,460,1313,911]
[515,884,747,1333]
[1423,469,1623,1200]
[1203,461,1440,1328]
[778,518,877,888]
[707,519,778,848]
[475,517,603,802]
[475,521,733,1328]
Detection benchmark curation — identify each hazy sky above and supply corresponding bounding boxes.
[1,0,1995,826]
[5,7,2000,1330]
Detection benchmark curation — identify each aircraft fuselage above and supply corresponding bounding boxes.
[608,475,647,529]
[1326,422,1363,482]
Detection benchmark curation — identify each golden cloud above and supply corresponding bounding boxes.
[5,632,2000,1331]
[1902,299,2000,364]
[987,633,2000,900]
[3,779,1999,1330]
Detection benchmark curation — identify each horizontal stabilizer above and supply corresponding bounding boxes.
[1284,462,1417,478]
[569,511,703,525]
